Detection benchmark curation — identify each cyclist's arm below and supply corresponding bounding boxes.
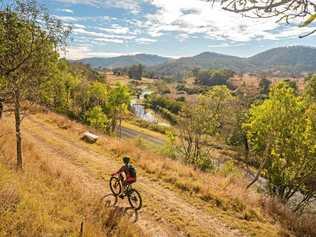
[112,166,125,175]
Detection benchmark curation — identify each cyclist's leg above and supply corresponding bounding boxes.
[119,180,128,198]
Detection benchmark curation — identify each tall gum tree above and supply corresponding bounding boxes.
[212,0,316,37]
[0,0,70,170]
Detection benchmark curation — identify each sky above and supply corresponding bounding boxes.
[36,0,316,59]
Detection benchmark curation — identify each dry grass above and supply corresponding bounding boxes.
[12,111,315,236]
[99,138,273,224]
[0,122,144,237]
[96,136,316,236]
[105,72,130,86]
[30,112,282,235]
[261,197,316,237]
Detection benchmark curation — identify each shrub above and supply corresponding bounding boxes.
[85,106,108,129]
[196,69,235,86]
[132,119,170,134]
[262,197,316,237]
[148,95,182,114]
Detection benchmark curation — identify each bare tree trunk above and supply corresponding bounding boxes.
[119,116,122,138]
[246,143,270,189]
[111,112,117,133]
[243,134,249,162]
[14,89,23,171]
[246,154,268,189]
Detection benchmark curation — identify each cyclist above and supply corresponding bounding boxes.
[112,156,136,198]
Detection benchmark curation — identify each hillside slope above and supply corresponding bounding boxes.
[248,46,316,73]
[74,54,171,69]
[151,46,316,75]
[150,52,252,75]
[75,46,316,75]
[0,112,290,236]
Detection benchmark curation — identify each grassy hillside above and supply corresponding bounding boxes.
[2,111,314,236]
[0,118,143,237]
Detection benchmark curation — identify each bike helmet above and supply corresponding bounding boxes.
[123,156,130,164]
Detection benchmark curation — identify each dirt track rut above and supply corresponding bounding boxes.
[22,115,246,237]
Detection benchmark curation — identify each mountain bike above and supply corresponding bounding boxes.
[109,174,142,210]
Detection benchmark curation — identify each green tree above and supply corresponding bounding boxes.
[305,74,316,102]
[178,85,234,169]
[86,81,108,107]
[39,59,80,112]
[258,77,271,95]
[0,0,70,170]
[196,68,234,86]
[128,64,143,80]
[85,106,108,130]
[243,82,316,210]
[105,84,131,134]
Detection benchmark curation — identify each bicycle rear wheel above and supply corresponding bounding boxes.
[128,189,142,210]
[109,176,122,196]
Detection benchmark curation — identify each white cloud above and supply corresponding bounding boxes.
[94,38,124,44]
[97,26,130,34]
[73,24,86,29]
[135,37,157,44]
[143,0,308,42]
[73,28,136,41]
[56,0,142,14]
[208,42,244,48]
[59,8,74,14]
[63,45,140,59]
[55,15,78,22]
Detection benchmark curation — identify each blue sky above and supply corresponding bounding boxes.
[37,0,316,59]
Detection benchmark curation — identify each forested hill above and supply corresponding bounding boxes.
[149,52,251,76]
[151,46,316,76]
[248,46,316,74]
[74,46,316,76]
[73,54,171,68]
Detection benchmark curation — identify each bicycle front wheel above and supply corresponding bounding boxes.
[109,176,122,196]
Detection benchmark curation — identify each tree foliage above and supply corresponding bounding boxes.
[213,0,316,37]
[305,74,316,102]
[195,68,234,86]
[85,106,108,130]
[243,82,316,210]
[128,64,143,80]
[259,77,272,95]
[105,84,131,133]
[0,0,70,170]
[178,86,235,169]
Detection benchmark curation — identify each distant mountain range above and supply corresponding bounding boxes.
[72,54,170,69]
[72,46,316,75]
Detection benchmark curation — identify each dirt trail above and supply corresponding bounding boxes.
[22,115,246,237]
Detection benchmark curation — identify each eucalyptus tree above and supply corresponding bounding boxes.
[212,0,316,37]
[244,82,316,210]
[0,0,70,170]
[105,84,131,134]
[177,86,235,169]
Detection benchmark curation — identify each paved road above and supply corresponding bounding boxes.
[117,126,165,145]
